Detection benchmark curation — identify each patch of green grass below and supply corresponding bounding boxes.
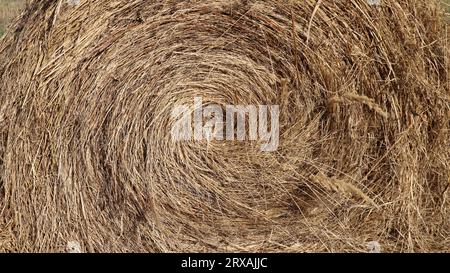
[0,0,25,37]
[442,0,450,11]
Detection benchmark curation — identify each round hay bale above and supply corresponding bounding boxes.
[0,0,448,252]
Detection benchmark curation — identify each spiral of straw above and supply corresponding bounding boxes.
[0,0,449,252]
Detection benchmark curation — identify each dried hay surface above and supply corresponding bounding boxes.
[0,0,449,252]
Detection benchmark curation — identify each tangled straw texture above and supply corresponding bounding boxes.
[0,0,449,253]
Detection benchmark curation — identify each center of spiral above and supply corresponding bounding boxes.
[171,97,280,152]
